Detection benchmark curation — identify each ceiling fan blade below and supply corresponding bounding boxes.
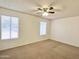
[38,8,42,10]
[49,7,54,10]
[48,11,55,14]
[49,5,63,12]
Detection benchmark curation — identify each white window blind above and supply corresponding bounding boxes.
[40,22,47,35]
[1,15,19,40]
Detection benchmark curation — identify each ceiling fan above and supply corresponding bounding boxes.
[30,0,64,16]
[37,7,55,16]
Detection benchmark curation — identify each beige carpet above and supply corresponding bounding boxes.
[0,39,79,59]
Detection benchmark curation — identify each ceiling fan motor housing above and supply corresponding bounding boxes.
[43,8,48,12]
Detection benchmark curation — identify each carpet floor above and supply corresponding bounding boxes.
[0,39,79,59]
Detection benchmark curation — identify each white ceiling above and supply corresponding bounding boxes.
[0,0,79,20]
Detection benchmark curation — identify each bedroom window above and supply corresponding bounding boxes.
[0,15,19,40]
[40,22,47,35]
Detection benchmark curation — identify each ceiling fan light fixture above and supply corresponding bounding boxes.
[42,12,48,16]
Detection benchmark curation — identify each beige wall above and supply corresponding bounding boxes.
[51,16,79,47]
[0,8,51,50]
